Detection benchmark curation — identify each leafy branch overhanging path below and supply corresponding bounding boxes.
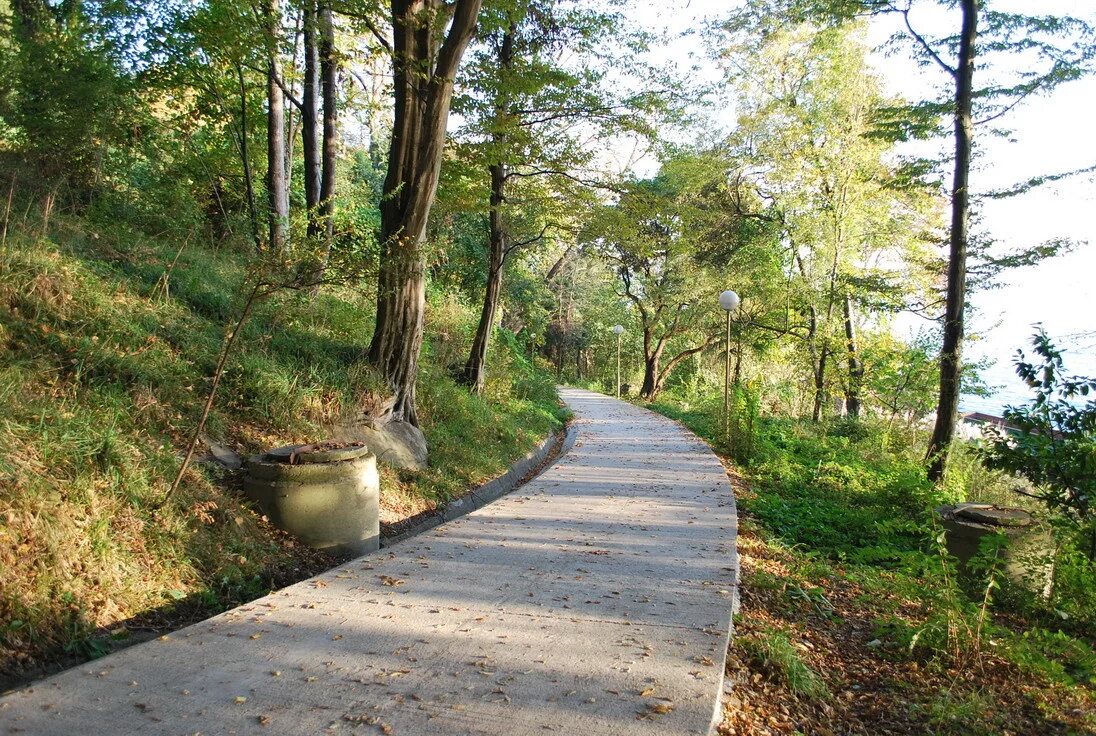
[1,388,739,735]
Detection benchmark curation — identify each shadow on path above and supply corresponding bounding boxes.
[0,388,738,736]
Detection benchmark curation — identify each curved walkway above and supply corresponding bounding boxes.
[1,388,739,735]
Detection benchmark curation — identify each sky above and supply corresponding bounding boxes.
[626,0,1096,412]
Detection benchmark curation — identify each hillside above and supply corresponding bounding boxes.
[0,214,564,688]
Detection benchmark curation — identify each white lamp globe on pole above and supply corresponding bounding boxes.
[719,290,740,444]
[612,325,624,398]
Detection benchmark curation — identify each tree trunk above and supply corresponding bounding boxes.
[650,336,719,402]
[545,244,574,282]
[812,240,841,421]
[733,331,743,386]
[805,302,826,421]
[237,66,260,250]
[460,162,506,394]
[461,24,513,395]
[640,349,663,399]
[265,0,288,253]
[926,0,977,483]
[318,2,337,246]
[368,0,483,426]
[812,348,827,422]
[302,0,321,234]
[843,292,863,418]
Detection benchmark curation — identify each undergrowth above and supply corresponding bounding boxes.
[739,625,830,700]
[0,213,562,687]
[648,389,1096,725]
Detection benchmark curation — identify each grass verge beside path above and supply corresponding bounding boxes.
[0,217,564,690]
[646,395,1096,736]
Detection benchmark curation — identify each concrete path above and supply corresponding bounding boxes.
[1,388,738,735]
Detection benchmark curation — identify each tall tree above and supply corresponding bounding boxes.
[589,153,758,401]
[4,0,135,195]
[317,2,338,245]
[858,0,1095,481]
[450,0,663,394]
[367,0,483,426]
[923,0,976,482]
[302,0,322,236]
[721,16,938,421]
[458,16,516,394]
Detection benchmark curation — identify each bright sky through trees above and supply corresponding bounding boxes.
[630,0,1096,411]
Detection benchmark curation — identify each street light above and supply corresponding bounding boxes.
[719,290,740,441]
[612,324,624,398]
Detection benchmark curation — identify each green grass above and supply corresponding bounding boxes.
[647,389,1096,698]
[914,688,999,736]
[0,213,563,685]
[739,625,830,700]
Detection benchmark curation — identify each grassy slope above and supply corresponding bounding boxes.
[647,393,1096,735]
[0,216,563,687]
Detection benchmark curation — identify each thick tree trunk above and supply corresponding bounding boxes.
[640,348,663,399]
[843,292,863,418]
[265,0,288,253]
[368,0,483,426]
[302,0,321,235]
[926,0,977,483]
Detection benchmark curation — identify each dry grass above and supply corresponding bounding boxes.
[0,219,563,689]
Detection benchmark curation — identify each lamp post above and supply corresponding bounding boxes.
[612,324,624,398]
[719,290,740,441]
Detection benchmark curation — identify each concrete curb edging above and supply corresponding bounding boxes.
[380,423,578,548]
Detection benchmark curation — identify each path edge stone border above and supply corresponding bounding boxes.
[622,400,741,734]
[380,422,580,548]
[648,408,741,735]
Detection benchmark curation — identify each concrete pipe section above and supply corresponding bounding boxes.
[1,388,739,735]
[244,442,380,556]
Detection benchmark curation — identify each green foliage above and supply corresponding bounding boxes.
[979,328,1096,558]
[727,383,761,464]
[1007,628,1096,688]
[911,688,998,736]
[0,0,140,190]
[648,389,1096,692]
[739,625,830,700]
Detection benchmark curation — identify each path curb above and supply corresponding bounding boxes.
[380,423,578,548]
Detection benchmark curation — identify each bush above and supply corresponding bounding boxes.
[978,328,1096,562]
